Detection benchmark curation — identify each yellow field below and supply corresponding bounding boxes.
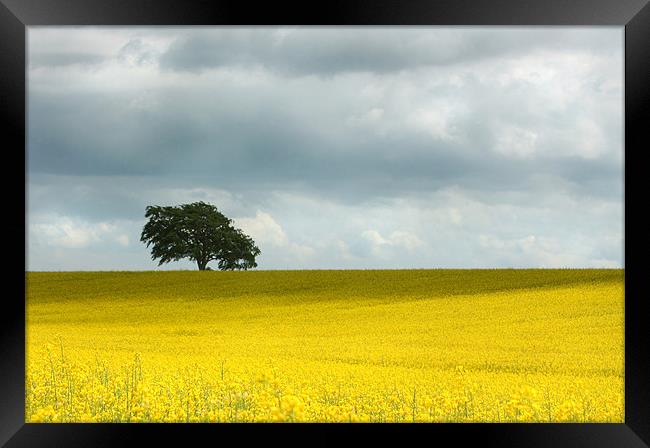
[25,269,624,423]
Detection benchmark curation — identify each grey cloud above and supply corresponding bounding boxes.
[158,27,621,75]
[28,79,622,205]
[27,174,268,225]
[29,52,106,68]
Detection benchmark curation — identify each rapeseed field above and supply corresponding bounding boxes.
[25,269,623,423]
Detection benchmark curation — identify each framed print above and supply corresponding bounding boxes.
[2,0,649,446]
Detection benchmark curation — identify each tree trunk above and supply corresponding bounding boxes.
[197,260,206,271]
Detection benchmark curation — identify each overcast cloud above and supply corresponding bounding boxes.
[27,27,623,270]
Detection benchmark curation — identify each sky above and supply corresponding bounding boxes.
[27,27,624,271]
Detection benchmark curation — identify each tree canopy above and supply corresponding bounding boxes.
[140,201,260,271]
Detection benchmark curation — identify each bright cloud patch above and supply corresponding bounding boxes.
[236,211,289,247]
[362,229,424,255]
[236,211,315,265]
[30,216,118,249]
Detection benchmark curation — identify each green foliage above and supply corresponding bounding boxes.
[140,201,260,271]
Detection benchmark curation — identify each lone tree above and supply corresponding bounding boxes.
[140,201,260,271]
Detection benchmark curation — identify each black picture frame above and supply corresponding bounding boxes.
[2,0,648,446]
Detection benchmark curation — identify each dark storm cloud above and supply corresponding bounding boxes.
[28,91,212,177]
[31,83,474,186]
[28,76,622,205]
